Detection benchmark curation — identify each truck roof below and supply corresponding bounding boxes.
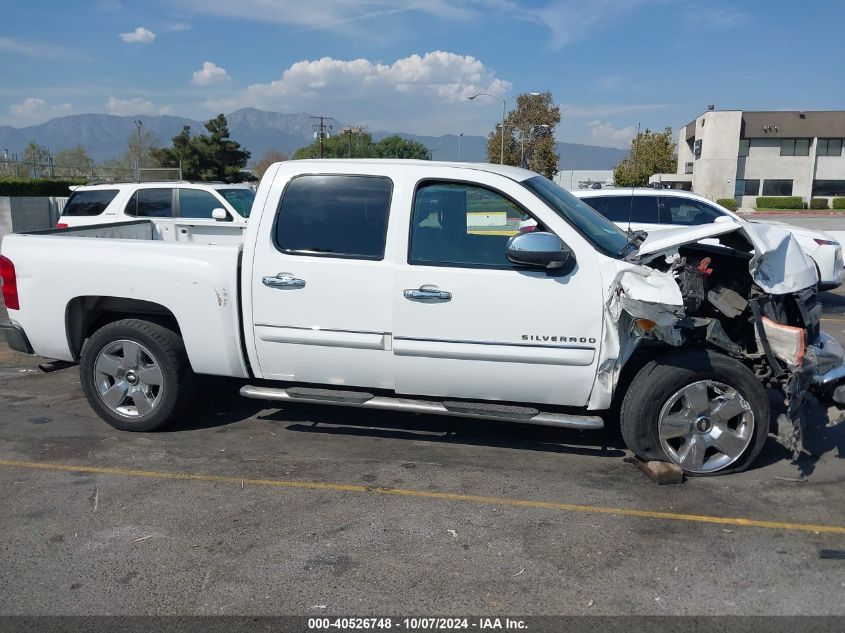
[284,159,539,183]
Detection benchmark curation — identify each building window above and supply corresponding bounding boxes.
[738,139,750,157]
[684,162,693,174]
[762,180,793,196]
[694,139,702,159]
[735,179,760,196]
[818,139,843,157]
[780,139,810,156]
[812,181,845,197]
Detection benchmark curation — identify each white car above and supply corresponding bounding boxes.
[58,181,255,229]
[3,160,844,476]
[569,189,843,290]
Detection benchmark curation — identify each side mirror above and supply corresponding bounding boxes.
[211,208,229,221]
[506,231,572,269]
[714,215,735,223]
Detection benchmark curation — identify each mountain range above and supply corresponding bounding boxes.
[0,108,628,170]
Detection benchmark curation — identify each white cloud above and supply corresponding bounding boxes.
[0,36,88,61]
[586,120,636,148]
[205,51,511,135]
[9,98,73,124]
[119,27,156,44]
[105,97,174,116]
[191,61,231,86]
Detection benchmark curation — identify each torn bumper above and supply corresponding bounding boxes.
[810,332,845,404]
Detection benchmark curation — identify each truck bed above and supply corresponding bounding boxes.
[1,220,248,378]
[28,218,246,246]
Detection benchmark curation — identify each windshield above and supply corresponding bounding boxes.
[218,188,255,218]
[521,176,632,257]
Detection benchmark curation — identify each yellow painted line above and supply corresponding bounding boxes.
[467,229,519,236]
[1,458,843,535]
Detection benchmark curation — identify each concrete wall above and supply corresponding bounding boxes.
[689,111,743,201]
[0,197,65,245]
[553,170,614,190]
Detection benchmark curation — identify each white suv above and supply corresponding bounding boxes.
[57,182,255,229]
[522,188,843,290]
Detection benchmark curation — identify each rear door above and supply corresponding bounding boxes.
[250,173,395,388]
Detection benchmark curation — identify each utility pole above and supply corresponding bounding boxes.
[342,126,362,158]
[311,116,334,158]
[458,132,463,161]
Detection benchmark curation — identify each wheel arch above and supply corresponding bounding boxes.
[65,296,182,361]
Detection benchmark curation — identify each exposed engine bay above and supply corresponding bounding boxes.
[608,223,841,460]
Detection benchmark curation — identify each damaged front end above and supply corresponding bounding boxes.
[607,221,844,459]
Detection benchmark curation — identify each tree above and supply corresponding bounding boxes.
[374,135,430,159]
[54,145,93,178]
[253,149,288,179]
[613,127,676,187]
[292,133,431,160]
[485,92,561,178]
[22,141,52,178]
[153,114,251,182]
[101,129,162,178]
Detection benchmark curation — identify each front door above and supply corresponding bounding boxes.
[251,174,395,389]
[392,178,604,407]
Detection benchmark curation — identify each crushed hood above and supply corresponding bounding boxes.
[635,221,818,295]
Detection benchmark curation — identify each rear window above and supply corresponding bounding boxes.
[273,175,392,260]
[218,188,255,218]
[61,189,118,216]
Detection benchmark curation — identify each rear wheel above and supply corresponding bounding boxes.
[620,349,769,475]
[80,319,193,431]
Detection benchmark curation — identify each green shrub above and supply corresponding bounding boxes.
[0,178,84,197]
[833,198,845,210]
[810,198,829,210]
[716,198,737,211]
[755,196,804,210]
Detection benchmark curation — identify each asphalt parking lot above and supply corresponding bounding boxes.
[0,285,844,616]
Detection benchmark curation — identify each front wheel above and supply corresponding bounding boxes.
[80,319,193,432]
[620,349,769,476]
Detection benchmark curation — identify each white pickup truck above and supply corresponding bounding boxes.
[2,160,844,476]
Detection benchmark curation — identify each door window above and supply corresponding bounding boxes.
[588,195,659,223]
[125,189,174,217]
[179,189,226,219]
[660,197,724,225]
[273,175,392,260]
[409,181,531,268]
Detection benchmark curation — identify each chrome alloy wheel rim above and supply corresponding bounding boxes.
[657,380,754,474]
[94,340,164,418]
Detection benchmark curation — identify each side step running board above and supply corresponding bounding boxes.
[240,385,603,430]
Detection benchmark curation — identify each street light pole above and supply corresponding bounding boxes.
[468,92,541,165]
[458,132,463,161]
[134,119,143,181]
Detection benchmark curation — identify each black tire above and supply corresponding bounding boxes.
[80,319,193,432]
[620,348,769,476]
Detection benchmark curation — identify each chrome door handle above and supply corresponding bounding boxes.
[403,286,452,302]
[262,274,306,289]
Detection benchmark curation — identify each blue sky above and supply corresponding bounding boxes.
[2,0,844,148]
